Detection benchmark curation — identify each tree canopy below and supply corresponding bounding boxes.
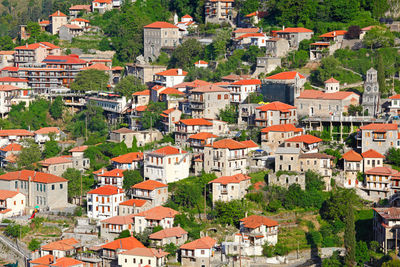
[114,76,147,97]
[70,69,110,92]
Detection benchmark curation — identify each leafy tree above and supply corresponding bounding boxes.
[344,204,356,266]
[0,36,14,50]
[363,27,395,49]
[320,188,361,222]
[246,92,263,103]
[377,51,386,93]
[322,251,343,267]
[26,22,41,40]
[134,228,152,246]
[114,76,147,97]
[28,238,41,251]
[50,96,64,119]
[8,99,50,130]
[154,52,170,66]
[386,147,400,166]
[213,200,248,227]
[284,184,304,209]
[116,230,131,239]
[169,39,204,69]
[355,241,369,266]
[123,170,143,191]
[218,105,237,124]
[131,136,139,152]
[62,168,93,200]
[164,242,178,255]
[323,149,341,165]
[237,0,260,15]
[70,69,109,92]
[4,223,29,238]
[305,170,325,191]
[99,37,111,51]
[17,139,41,169]
[213,28,231,59]
[382,259,400,267]
[43,139,61,158]
[185,67,214,82]
[139,101,166,129]
[347,104,362,116]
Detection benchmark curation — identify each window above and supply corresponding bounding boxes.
[60,184,63,189]
[52,185,55,190]
[217,94,221,100]
[201,250,205,254]
[15,181,18,189]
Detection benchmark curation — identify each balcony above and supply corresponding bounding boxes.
[190,103,205,109]
[373,134,386,141]
[132,192,154,200]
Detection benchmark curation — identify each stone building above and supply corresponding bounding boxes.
[131,180,168,208]
[358,123,399,155]
[143,22,180,61]
[132,206,179,233]
[180,236,217,267]
[342,149,363,188]
[267,172,306,190]
[362,68,381,117]
[274,147,301,172]
[208,174,251,203]
[149,226,188,247]
[265,38,290,57]
[189,84,231,119]
[364,167,400,200]
[275,27,314,48]
[373,207,400,253]
[49,10,68,35]
[124,63,166,85]
[261,124,303,154]
[205,0,235,24]
[255,101,297,127]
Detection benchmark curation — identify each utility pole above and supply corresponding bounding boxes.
[80,172,83,206]
[396,228,398,256]
[85,114,88,141]
[204,184,207,221]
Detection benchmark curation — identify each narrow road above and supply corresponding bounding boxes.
[0,234,30,260]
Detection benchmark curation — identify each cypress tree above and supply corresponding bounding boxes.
[344,203,356,266]
[377,52,386,94]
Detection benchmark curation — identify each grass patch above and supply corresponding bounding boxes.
[278,226,310,252]
[248,171,268,184]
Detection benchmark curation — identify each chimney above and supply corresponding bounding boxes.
[177,68,182,75]
[334,31,336,37]
[282,25,285,30]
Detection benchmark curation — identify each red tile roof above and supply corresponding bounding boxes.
[182,14,193,19]
[112,127,134,134]
[39,42,60,49]
[39,156,72,166]
[152,146,186,155]
[0,85,21,91]
[231,79,261,86]
[133,206,179,220]
[69,145,88,152]
[256,101,296,112]
[43,55,87,65]
[39,20,50,25]
[132,180,167,190]
[34,127,60,135]
[97,168,125,178]
[82,63,110,71]
[161,108,177,115]
[240,215,279,228]
[156,69,187,76]
[191,84,230,93]
[178,118,213,126]
[50,10,67,17]
[206,138,247,149]
[111,152,144,164]
[236,33,265,39]
[209,173,251,185]
[135,105,148,112]
[233,28,259,33]
[180,236,216,250]
[0,143,22,152]
[69,4,91,11]
[119,199,147,207]
[195,60,208,65]
[173,79,211,88]
[362,149,385,159]
[276,27,313,33]
[159,87,185,95]
[240,140,259,148]
[365,167,399,176]
[189,132,218,140]
[14,43,41,50]
[30,255,54,265]
[319,30,347,38]
[0,170,67,183]
[41,238,79,251]
[310,42,330,46]
[72,18,90,23]
[93,0,112,3]
[266,71,305,80]
[0,190,19,200]
[360,123,398,131]
[261,124,302,133]
[298,90,357,100]
[133,90,150,96]
[0,77,27,82]
[120,247,169,258]
[342,150,363,161]
[325,77,339,83]
[101,236,145,251]
[149,226,187,240]
[0,129,33,136]
[144,21,179,29]
[52,257,84,267]
[285,134,322,144]
[87,185,124,196]
[101,215,134,225]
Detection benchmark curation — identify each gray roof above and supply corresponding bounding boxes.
[275,147,301,154]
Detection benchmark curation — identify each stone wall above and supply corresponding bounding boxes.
[267,173,306,190]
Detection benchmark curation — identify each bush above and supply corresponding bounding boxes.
[28,238,41,251]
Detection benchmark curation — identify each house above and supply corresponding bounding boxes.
[86,185,124,220]
[38,156,74,177]
[154,69,187,88]
[34,127,61,144]
[159,87,185,109]
[296,89,360,118]
[203,139,250,177]
[0,77,28,88]
[255,101,297,128]
[67,145,90,171]
[40,238,81,258]
[236,33,268,48]
[69,4,91,18]
[232,28,259,39]
[101,236,145,264]
[175,118,214,145]
[228,79,261,104]
[362,149,385,172]
[143,22,180,61]
[275,27,314,48]
[194,60,208,68]
[205,0,235,24]
[189,84,231,119]
[13,43,48,66]
[357,123,398,155]
[59,24,85,41]
[261,124,303,154]
[31,256,84,267]
[131,180,168,207]
[149,226,188,247]
[0,170,68,210]
[124,63,166,85]
[110,128,163,147]
[309,30,347,60]
[118,199,150,216]
[262,71,306,105]
[96,169,125,188]
[92,0,112,13]
[150,85,166,102]
[299,153,335,189]
[373,207,400,253]
[342,150,363,188]
[187,132,218,153]
[132,206,179,233]
[100,215,134,241]
[71,18,90,28]
[0,129,34,147]
[389,94,400,115]
[239,215,279,254]
[264,38,290,57]
[160,108,182,133]
[0,143,22,168]
[284,134,322,153]
[0,190,25,219]
[364,167,399,200]
[0,85,30,118]
[132,90,150,109]
[221,74,251,83]
[111,152,144,170]
[0,51,15,69]
[180,236,217,267]
[49,10,68,34]
[274,147,301,172]
[176,14,197,36]
[118,247,169,267]
[209,174,251,203]
[109,128,136,148]
[144,146,190,184]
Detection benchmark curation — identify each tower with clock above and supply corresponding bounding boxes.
[362,68,380,117]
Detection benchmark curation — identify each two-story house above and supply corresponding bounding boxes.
[160,108,182,133]
[34,127,61,144]
[0,190,25,219]
[284,134,322,153]
[0,143,22,168]
[364,167,400,200]
[40,238,81,259]
[255,101,297,127]
[38,156,74,177]
[149,226,188,247]
[118,247,169,267]
[228,79,261,104]
[87,185,124,220]
[101,236,145,265]
[92,0,112,13]
[189,84,231,119]
[275,27,313,48]
[111,152,143,170]
[373,207,400,253]
[260,124,303,154]
[174,118,213,145]
[389,94,400,115]
[180,236,217,267]
[209,173,251,203]
[342,150,363,188]
[187,132,218,153]
[131,180,168,207]
[132,206,179,233]
[362,149,385,172]
[159,87,185,109]
[205,0,235,24]
[96,169,125,188]
[100,215,134,241]
[153,69,187,88]
[118,199,150,216]
[132,90,150,110]
[358,123,399,155]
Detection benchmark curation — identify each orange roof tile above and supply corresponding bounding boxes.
[360,123,398,131]
[101,215,134,225]
[240,140,258,148]
[173,79,211,88]
[52,257,84,267]
[97,168,125,178]
[0,190,19,200]
[233,28,259,33]
[119,199,147,207]
[285,134,322,144]
[189,132,218,140]
[298,90,357,100]
[50,10,67,17]
[240,215,279,228]
[206,138,247,150]
[34,127,60,135]
[111,152,144,164]
[133,89,150,96]
[133,206,179,220]
[68,145,88,152]
[39,156,72,166]
[266,71,305,80]
[159,87,185,95]
[180,236,216,250]
[0,85,22,91]
[325,77,339,83]
[93,0,112,3]
[276,27,313,33]
[182,14,193,19]
[156,69,187,76]
[389,94,400,99]
[41,238,79,251]
[261,124,302,133]
[365,167,399,176]
[362,149,385,159]
[87,185,124,195]
[101,236,145,251]
[120,247,169,258]
[0,51,15,55]
[39,42,60,49]
[135,105,148,112]
[209,173,251,185]
[231,79,261,86]
[319,30,347,38]
[151,146,186,155]
[256,101,296,112]
[112,127,134,134]
[178,118,213,126]
[191,84,230,93]
[195,60,208,65]
[0,170,67,184]
[161,108,177,115]
[72,18,90,23]
[82,63,110,71]
[0,77,27,82]
[132,180,167,190]
[0,143,22,152]
[144,21,178,29]
[0,129,33,136]
[149,226,187,240]
[236,33,266,39]
[341,150,362,161]
[311,42,330,46]
[30,255,54,265]
[69,4,91,11]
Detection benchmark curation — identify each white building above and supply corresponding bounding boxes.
[111,152,143,170]
[228,79,261,104]
[209,174,251,203]
[180,236,217,267]
[144,146,190,184]
[0,77,28,88]
[96,169,125,188]
[34,127,61,144]
[0,190,25,219]
[87,185,124,220]
[91,0,112,13]
[194,60,208,68]
[0,85,31,117]
[131,180,168,207]
[132,206,179,233]
[118,247,169,267]
[154,69,187,88]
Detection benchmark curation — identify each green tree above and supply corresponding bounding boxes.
[213,28,231,59]
[363,27,395,49]
[355,241,369,266]
[213,200,248,227]
[26,22,41,41]
[49,96,64,120]
[377,51,386,93]
[4,223,29,238]
[70,69,109,92]
[320,188,361,222]
[284,184,304,209]
[131,136,139,152]
[169,39,204,69]
[382,259,400,267]
[344,204,356,266]
[114,76,147,97]
[164,242,178,255]
[122,170,143,191]
[218,105,237,124]
[246,92,263,103]
[347,104,362,116]
[0,36,14,50]
[43,138,61,158]
[140,101,166,129]
[387,147,400,166]
[116,230,131,239]
[237,0,260,15]
[28,238,41,251]
[17,139,41,169]
[322,251,343,267]
[62,168,93,200]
